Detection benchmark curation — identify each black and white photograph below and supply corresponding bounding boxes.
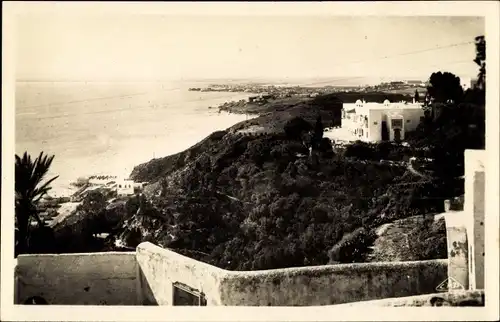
[2,1,499,321]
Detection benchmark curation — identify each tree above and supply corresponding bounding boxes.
[414,89,420,102]
[474,35,486,91]
[15,152,58,255]
[427,72,464,103]
[283,117,313,141]
[78,190,109,238]
[313,115,324,149]
[424,92,431,107]
[327,227,376,264]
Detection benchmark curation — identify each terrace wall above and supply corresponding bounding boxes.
[15,252,138,305]
[135,243,229,306]
[136,242,447,306]
[218,259,448,306]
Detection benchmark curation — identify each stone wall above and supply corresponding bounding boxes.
[15,252,138,305]
[15,244,449,306]
[135,243,229,306]
[218,259,448,306]
[135,242,447,306]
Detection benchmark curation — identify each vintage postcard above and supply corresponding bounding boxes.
[2,1,499,321]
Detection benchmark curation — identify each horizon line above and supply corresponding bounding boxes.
[15,76,433,82]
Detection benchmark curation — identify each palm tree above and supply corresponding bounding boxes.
[15,151,58,255]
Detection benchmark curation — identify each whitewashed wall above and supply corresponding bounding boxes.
[15,252,138,305]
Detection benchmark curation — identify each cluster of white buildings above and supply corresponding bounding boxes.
[88,175,141,196]
[71,175,146,202]
[341,98,426,142]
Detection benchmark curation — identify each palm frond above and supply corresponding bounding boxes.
[32,175,59,201]
[15,151,59,229]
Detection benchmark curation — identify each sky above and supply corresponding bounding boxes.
[15,15,484,81]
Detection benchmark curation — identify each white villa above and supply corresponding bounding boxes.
[342,99,425,142]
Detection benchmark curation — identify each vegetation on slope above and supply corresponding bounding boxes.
[123,124,457,270]
[367,216,447,262]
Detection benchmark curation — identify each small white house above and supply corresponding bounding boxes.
[116,179,135,196]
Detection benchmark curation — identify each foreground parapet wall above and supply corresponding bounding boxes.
[136,242,447,306]
[136,243,229,306]
[15,252,138,305]
[218,259,448,306]
[14,244,449,306]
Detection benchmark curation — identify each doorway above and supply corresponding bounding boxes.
[381,121,389,141]
[393,128,402,142]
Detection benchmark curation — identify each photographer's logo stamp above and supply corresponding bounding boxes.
[436,277,465,292]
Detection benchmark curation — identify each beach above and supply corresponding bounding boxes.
[15,81,255,197]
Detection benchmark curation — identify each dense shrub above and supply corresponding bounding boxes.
[318,138,334,158]
[407,217,447,260]
[328,227,377,264]
[344,141,376,160]
[283,117,313,140]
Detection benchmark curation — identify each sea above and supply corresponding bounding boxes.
[15,81,254,197]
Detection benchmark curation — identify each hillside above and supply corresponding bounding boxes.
[123,129,453,271]
[122,91,456,270]
[367,215,447,262]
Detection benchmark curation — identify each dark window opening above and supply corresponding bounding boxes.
[24,296,48,305]
[173,282,207,306]
[391,119,403,128]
